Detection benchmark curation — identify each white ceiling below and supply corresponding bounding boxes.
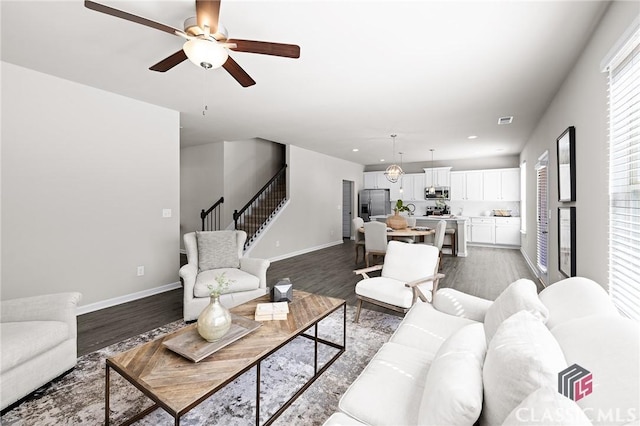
[1,0,608,165]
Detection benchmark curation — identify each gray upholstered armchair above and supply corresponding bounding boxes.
[180,231,270,322]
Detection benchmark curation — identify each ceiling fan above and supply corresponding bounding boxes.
[84,0,300,87]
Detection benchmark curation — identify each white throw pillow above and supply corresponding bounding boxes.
[196,231,240,271]
[418,323,487,426]
[483,278,549,345]
[501,386,592,425]
[481,310,568,426]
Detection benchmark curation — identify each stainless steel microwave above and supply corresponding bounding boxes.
[425,187,450,200]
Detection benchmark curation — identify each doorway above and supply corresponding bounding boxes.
[342,180,355,238]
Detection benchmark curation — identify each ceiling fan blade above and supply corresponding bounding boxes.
[84,1,183,36]
[196,0,221,34]
[222,57,256,87]
[149,50,188,72]
[226,39,300,58]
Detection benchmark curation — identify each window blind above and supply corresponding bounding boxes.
[608,29,640,321]
[521,161,527,233]
[536,159,548,274]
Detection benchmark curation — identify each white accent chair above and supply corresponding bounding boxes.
[1,292,82,410]
[180,231,270,322]
[363,221,388,267]
[354,241,443,322]
[352,217,366,264]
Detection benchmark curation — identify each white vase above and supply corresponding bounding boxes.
[197,295,232,342]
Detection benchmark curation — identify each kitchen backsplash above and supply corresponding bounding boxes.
[396,200,521,217]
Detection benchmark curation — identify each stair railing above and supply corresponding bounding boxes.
[201,197,224,231]
[234,165,287,249]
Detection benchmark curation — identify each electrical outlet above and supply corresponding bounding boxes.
[276,240,280,247]
[162,209,172,218]
[137,266,144,276]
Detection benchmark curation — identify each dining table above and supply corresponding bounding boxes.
[359,226,435,243]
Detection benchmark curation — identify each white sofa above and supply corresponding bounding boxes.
[180,231,270,322]
[325,277,639,426]
[1,292,82,410]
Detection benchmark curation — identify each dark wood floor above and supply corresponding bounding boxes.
[77,240,538,356]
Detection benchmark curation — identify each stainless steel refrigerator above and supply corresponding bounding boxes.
[358,189,391,222]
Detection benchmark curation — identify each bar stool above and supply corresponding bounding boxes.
[443,228,456,256]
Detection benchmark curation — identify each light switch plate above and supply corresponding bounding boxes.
[162,209,172,218]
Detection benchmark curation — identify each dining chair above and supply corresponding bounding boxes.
[353,240,443,322]
[429,220,446,249]
[352,217,366,264]
[363,221,388,267]
[428,220,447,267]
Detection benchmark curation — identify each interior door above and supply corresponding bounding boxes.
[342,180,354,238]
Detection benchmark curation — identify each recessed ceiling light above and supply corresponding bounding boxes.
[468,135,478,139]
[380,159,385,162]
[352,148,359,152]
[496,148,505,152]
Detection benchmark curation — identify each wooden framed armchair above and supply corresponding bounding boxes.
[180,231,270,322]
[353,241,443,322]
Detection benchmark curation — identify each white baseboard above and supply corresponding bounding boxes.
[268,239,345,263]
[520,248,547,288]
[76,282,182,316]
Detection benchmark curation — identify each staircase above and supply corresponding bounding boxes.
[201,165,287,249]
[234,165,287,250]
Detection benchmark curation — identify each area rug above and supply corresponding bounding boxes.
[1,306,401,426]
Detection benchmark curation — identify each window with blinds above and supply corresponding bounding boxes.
[606,27,640,320]
[521,161,527,233]
[536,155,549,275]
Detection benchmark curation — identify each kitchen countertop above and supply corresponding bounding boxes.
[370,215,468,221]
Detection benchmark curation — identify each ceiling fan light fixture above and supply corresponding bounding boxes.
[183,39,228,69]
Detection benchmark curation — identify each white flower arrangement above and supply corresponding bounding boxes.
[208,272,234,298]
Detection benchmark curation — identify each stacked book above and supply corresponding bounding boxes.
[254,302,289,321]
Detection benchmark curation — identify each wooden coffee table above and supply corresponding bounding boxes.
[105,290,346,426]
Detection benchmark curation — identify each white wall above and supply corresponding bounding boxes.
[180,142,224,242]
[1,62,180,307]
[249,145,364,261]
[519,1,638,287]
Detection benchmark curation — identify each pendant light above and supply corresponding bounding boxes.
[428,149,436,195]
[384,134,404,183]
[399,152,404,194]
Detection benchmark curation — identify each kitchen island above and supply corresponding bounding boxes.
[370,215,469,257]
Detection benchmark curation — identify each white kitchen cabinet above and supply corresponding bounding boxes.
[450,172,465,200]
[424,167,452,188]
[500,169,520,200]
[470,217,495,244]
[451,171,483,200]
[399,173,424,201]
[364,171,385,189]
[466,171,484,200]
[483,169,520,201]
[495,217,521,246]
